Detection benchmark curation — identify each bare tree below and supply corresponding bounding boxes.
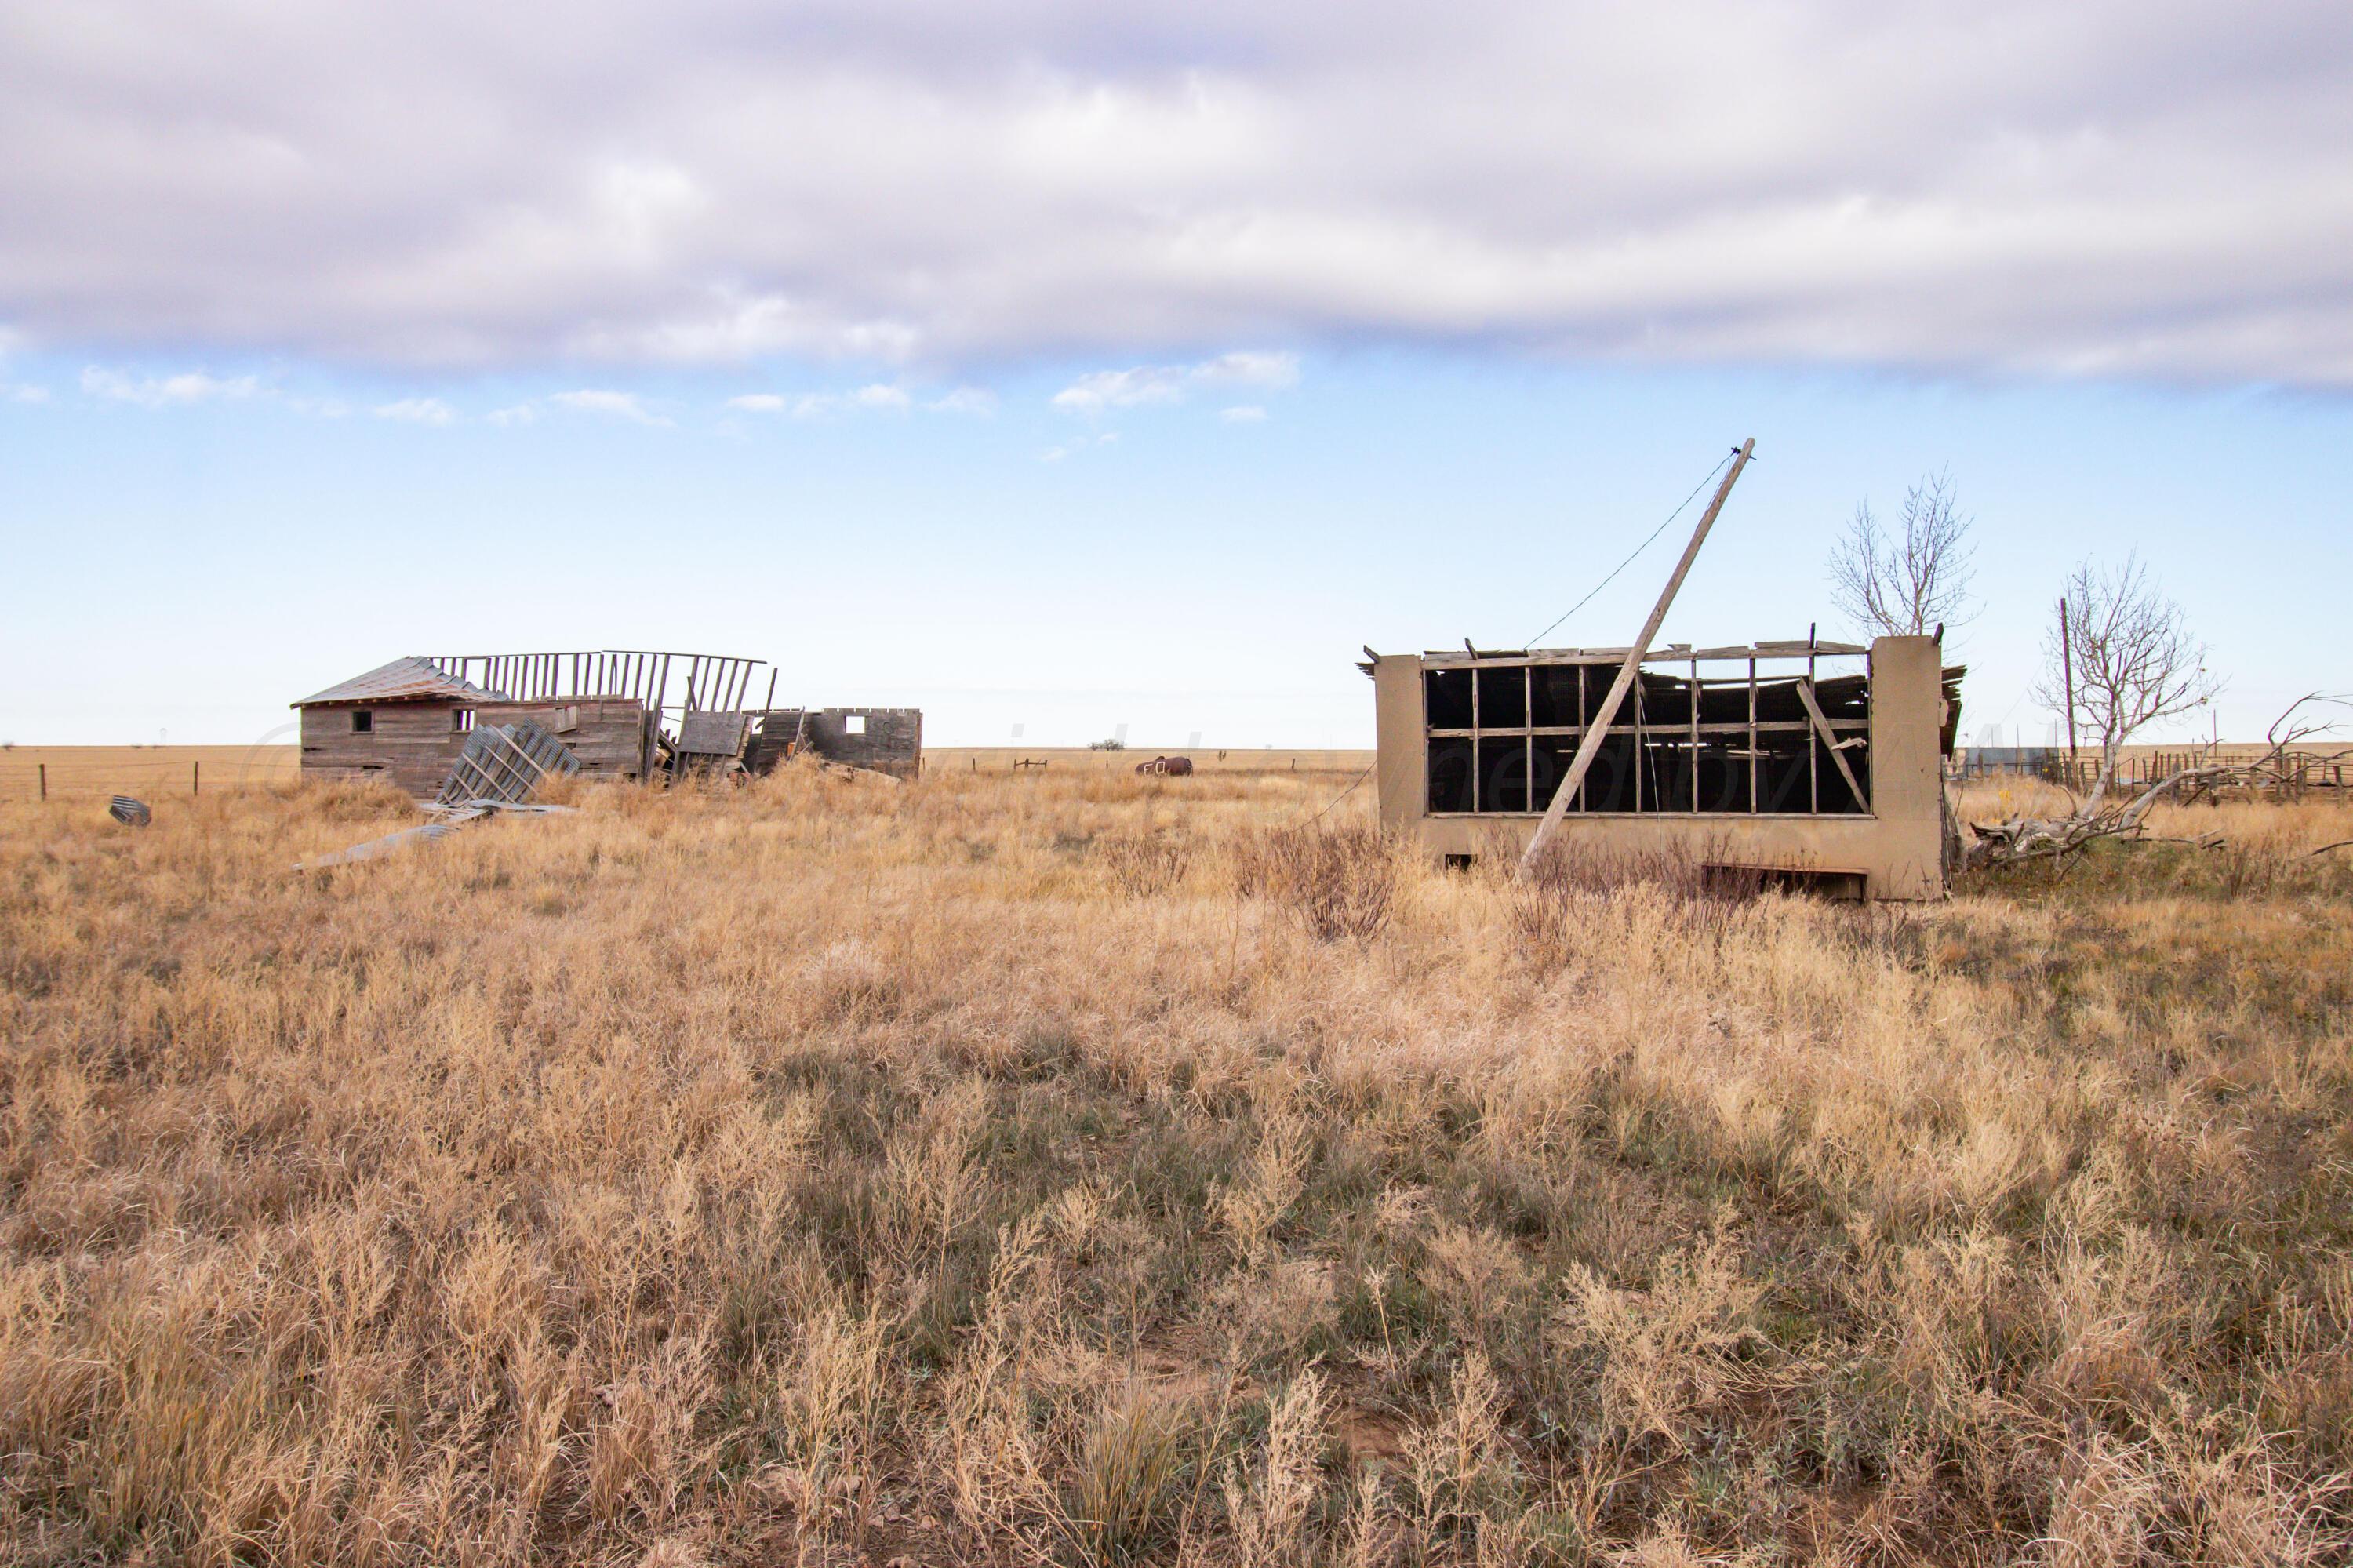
[1827,467,1977,637]
[2034,555,2218,808]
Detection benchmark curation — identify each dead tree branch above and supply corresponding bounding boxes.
[1965,693,2350,868]
[1827,467,1976,637]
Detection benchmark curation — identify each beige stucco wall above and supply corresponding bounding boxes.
[1373,635,1947,900]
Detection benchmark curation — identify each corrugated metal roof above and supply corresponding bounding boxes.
[293,657,511,708]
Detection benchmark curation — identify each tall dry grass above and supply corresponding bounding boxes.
[3,766,2352,1564]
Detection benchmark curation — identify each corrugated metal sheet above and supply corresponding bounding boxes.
[293,657,511,708]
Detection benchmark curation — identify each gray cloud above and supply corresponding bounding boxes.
[3,2,2349,384]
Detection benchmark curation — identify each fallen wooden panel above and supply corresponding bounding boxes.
[435,722,580,808]
[299,820,464,868]
[678,709,751,757]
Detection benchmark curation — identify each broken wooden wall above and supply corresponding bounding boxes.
[475,700,653,779]
[802,708,924,779]
[299,702,470,798]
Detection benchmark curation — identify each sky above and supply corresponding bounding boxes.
[3,1,2349,748]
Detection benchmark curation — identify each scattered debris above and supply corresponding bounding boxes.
[813,759,905,787]
[296,800,579,871]
[436,720,580,809]
[109,795,152,828]
[1135,755,1195,776]
[299,721,581,870]
[299,820,464,868]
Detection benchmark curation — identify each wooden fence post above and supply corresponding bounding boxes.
[193,760,201,795]
[38,763,46,801]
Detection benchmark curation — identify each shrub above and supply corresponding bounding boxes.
[1511,837,1760,962]
[1100,831,1191,897]
[1232,824,1401,941]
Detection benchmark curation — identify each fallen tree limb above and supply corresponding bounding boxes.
[1965,693,2351,870]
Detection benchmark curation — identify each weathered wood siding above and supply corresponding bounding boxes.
[299,702,468,797]
[302,698,651,792]
[803,708,923,779]
[474,700,653,778]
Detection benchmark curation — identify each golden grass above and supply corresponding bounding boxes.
[928,748,1373,777]
[0,746,300,804]
[4,766,2351,1564]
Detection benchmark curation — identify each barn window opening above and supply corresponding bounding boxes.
[846,714,866,736]
[453,708,475,733]
[1422,648,1874,817]
[351,710,373,734]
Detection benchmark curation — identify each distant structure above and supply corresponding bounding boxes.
[293,650,920,795]
[1365,634,1961,899]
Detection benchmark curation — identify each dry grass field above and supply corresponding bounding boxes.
[0,748,301,805]
[5,766,2353,1565]
[929,750,1374,777]
[0,748,1361,806]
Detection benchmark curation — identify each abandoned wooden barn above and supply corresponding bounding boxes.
[295,649,922,795]
[1366,634,1962,899]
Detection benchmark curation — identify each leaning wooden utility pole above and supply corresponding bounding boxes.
[2059,596,2079,781]
[1519,438,1755,874]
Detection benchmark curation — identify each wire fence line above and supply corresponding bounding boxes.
[7,746,1383,799]
[2,748,300,802]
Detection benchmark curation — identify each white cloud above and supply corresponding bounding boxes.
[373,396,456,424]
[5,8,2352,386]
[1198,352,1299,391]
[1051,366,1188,413]
[1219,404,1267,422]
[779,383,915,417]
[1041,430,1121,461]
[549,388,670,426]
[486,402,538,426]
[929,385,997,414]
[80,366,260,406]
[740,383,987,415]
[1053,351,1300,413]
[6,383,51,404]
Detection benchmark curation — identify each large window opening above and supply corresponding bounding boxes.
[1424,648,1871,817]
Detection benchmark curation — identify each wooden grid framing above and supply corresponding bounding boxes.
[1423,642,1872,817]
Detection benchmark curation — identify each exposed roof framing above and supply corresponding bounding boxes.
[1415,638,1870,669]
[424,649,769,717]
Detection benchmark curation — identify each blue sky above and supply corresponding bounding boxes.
[5,350,2341,747]
[3,2,2349,747]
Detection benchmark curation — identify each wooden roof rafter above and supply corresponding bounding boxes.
[1413,638,1870,669]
